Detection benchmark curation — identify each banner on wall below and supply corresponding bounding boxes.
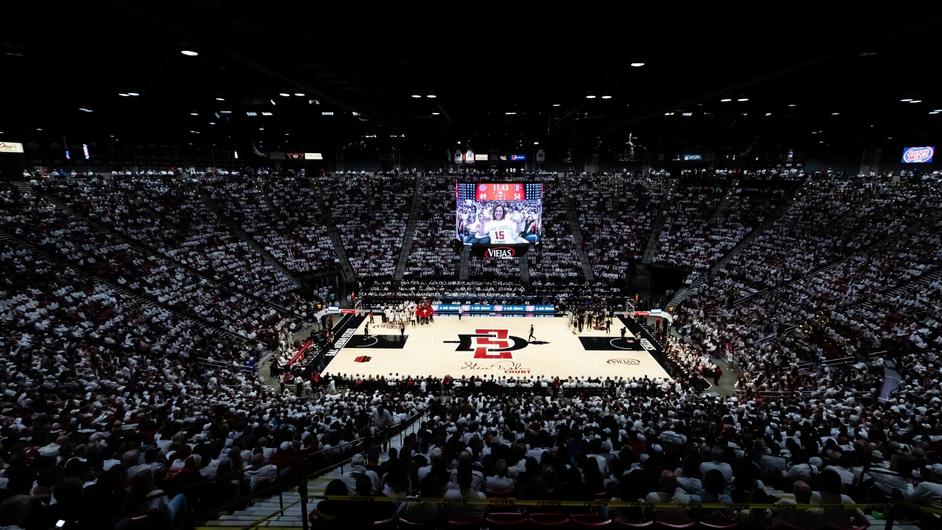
[0,142,25,154]
[433,303,556,314]
[901,146,934,164]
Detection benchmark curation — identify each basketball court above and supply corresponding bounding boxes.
[322,315,672,380]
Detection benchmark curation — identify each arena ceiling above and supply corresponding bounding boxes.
[2,1,941,161]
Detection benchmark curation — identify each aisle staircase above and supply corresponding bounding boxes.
[0,229,253,344]
[200,194,303,291]
[311,185,356,283]
[664,181,802,308]
[859,266,941,313]
[707,184,734,225]
[198,413,426,529]
[27,183,303,318]
[733,207,936,308]
[458,246,470,280]
[641,177,676,264]
[393,176,425,281]
[565,194,594,281]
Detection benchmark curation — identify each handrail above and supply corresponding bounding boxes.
[305,494,938,513]
[194,358,255,373]
[190,408,425,525]
[178,435,365,499]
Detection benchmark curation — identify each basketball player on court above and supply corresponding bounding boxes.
[528,324,536,342]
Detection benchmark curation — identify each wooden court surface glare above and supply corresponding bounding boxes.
[322,316,671,381]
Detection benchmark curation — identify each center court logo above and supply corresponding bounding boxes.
[606,358,641,365]
[444,329,534,359]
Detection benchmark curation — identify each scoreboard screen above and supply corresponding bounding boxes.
[475,183,528,201]
[456,182,543,245]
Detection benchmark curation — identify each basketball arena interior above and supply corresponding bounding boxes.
[1,3,941,530]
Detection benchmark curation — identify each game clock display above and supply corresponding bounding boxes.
[455,182,543,245]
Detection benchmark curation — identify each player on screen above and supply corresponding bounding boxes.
[485,204,529,244]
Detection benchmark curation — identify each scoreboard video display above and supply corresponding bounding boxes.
[456,182,543,246]
[474,183,527,201]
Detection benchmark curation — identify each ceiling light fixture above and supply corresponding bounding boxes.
[737,97,749,102]
[601,95,612,100]
[79,107,93,113]
[787,103,797,107]
[552,103,561,107]
[586,95,596,99]
[261,111,273,116]
[426,94,437,98]
[909,99,922,104]
[279,93,290,97]
[294,92,305,97]
[900,98,912,102]
[190,112,198,116]
[180,50,198,57]
[630,62,645,67]
[118,92,129,97]
[411,94,422,99]
[720,98,732,102]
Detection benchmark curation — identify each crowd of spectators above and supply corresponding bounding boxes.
[318,172,415,278]
[404,173,459,278]
[579,173,662,281]
[674,173,942,394]
[0,181,301,348]
[361,279,624,309]
[0,205,434,528]
[312,369,942,528]
[33,174,299,301]
[3,167,942,529]
[211,171,339,274]
[527,174,582,280]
